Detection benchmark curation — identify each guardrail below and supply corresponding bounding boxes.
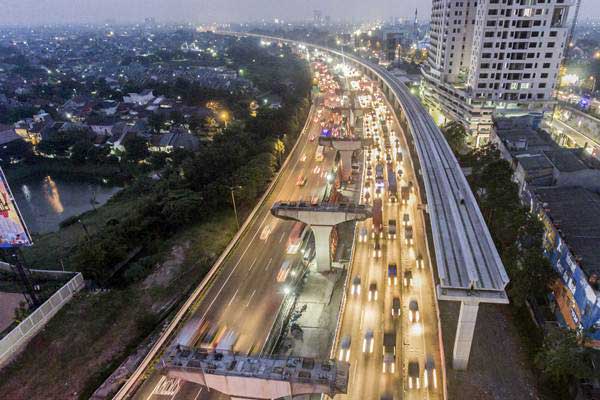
[0,272,84,368]
[112,101,317,400]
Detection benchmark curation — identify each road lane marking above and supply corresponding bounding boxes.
[227,288,239,309]
[265,257,273,271]
[248,256,258,272]
[279,231,286,243]
[192,387,204,400]
[245,290,256,307]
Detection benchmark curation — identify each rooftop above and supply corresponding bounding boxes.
[535,186,600,277]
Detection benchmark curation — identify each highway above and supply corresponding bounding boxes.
[336,88,442,400]
[133,95,340,400]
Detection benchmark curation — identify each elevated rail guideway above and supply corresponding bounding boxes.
[228,31,509,370]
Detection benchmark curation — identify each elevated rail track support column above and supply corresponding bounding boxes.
[319,137,363,182]
[452,300,479,370]
[271,202,372,272]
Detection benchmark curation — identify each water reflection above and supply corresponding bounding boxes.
[43,176,64,214]
[13,175,120,234]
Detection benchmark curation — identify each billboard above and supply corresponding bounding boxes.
[0,167,32,248]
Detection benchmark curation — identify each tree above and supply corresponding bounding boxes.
[148,113,166,133]
[274,138,285,166]
[535,328,594,384]
[123,135,149,163]
[441,121,468,154]
[70,140,93,164]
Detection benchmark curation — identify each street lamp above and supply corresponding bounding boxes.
[326,171,335,184]
[229,186,242,230]
[220,111,230,128]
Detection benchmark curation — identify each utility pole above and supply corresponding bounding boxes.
[229,186,242,230]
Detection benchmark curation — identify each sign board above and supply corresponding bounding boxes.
[0,167,32,248]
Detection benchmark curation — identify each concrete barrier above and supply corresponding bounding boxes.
[0,272,84,369]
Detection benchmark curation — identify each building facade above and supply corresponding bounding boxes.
[422,0,575,145]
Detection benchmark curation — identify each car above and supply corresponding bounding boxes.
[391,297,401,317]
[416,254,424,269]
[296,175,307,186]
[311,195,319,205]
[408,300,420,323]
[362,329,374,353]
[382,331,396,374]
[402,213,410,227]
[403,270,413,287]
[352,275,361,295]
[309,134,315,142]
[408,360,420,389]
[424,356,437,389]
[338,335,351,362]
[359,226,368,242]
[277,260,292,282]
[373,241,382,258]
[300,153,307,162]
[383,353,396,374]
[260,225,272,240]
[368,283,378,301]
[387,263,398,286]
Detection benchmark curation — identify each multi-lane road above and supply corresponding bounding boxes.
[336,89,442,400]
[127,50,444,400]
[134,98,339,400]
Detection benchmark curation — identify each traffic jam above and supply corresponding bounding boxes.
[337,66,440,398]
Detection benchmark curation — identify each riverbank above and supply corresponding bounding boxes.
[4,157,129,186]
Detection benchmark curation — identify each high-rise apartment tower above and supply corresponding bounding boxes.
[422,0,574,145]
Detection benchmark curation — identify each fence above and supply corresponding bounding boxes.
[0,272,84,368]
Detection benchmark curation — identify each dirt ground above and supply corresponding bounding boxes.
[440,301,540,400]
[0,292,26,332]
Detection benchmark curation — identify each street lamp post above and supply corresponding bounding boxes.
[229,186,242,230]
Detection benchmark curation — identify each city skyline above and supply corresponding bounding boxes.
[1,0,597,26]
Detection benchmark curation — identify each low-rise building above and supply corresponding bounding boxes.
[533,186,600,345]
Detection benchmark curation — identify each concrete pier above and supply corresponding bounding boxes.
[452,301,479,370]
[271,202,371,272]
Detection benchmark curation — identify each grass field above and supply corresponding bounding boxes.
[0,212,238,400]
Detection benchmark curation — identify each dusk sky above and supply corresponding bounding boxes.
[1,0,597,26]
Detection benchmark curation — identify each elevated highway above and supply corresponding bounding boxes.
[232,32,509,370]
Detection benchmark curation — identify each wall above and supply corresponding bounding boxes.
[0,272,85,368]
[539,211,600,342]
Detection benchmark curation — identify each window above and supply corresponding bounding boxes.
[545,52,553,58]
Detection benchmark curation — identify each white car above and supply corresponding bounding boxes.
[358,226,368,242]
[362,329,374,353]
[338,335,351,362]
[260,225,272,240]
[351,275,361,296]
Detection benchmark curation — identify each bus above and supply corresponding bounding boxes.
[315,145,325,162]
[287,221,308,254]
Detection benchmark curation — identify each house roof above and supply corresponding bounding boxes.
[535,186,600,277]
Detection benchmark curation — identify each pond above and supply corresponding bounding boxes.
[11,175,120,234]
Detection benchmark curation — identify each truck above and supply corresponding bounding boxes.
[372,198,383,239]
[375,163,385,188]
[388,219,397,239]
[387,163,397,202]
[383,331,396,374]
